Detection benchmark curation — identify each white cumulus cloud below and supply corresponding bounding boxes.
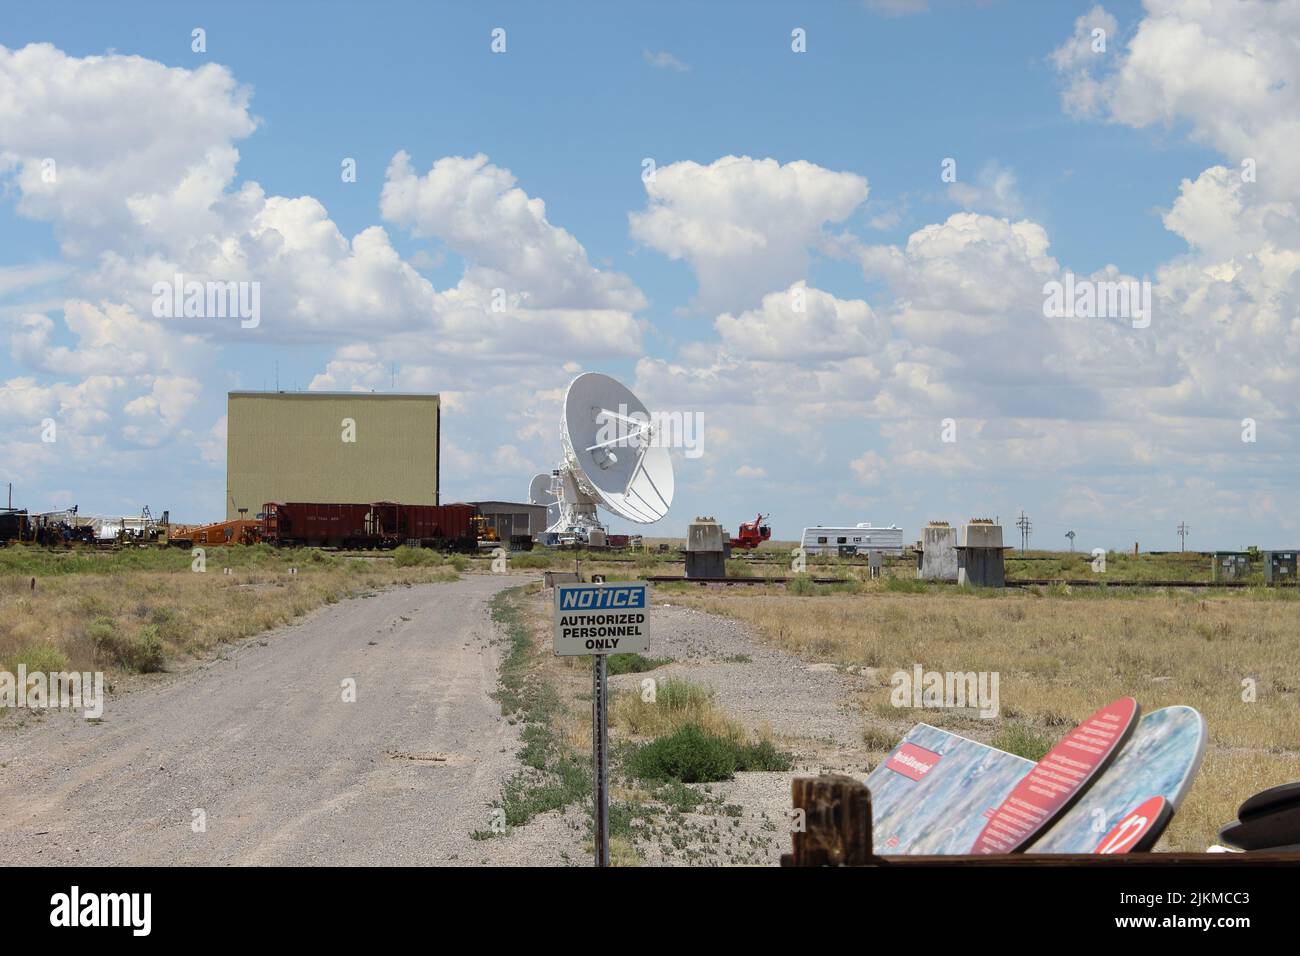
[629,155,869,312]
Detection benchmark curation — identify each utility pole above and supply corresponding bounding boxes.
[1016,511,1032,551]
[1177,522,1189,552]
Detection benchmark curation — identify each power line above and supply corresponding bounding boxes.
[1016,510,1032,551]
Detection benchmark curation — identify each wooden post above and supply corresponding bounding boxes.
[781,774,873,866]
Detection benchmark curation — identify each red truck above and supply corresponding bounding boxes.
[729,513,772,550]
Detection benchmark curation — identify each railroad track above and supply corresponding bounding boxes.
[644,574,846,585]
[644,574,1267,589]
[1007,578,1251,589]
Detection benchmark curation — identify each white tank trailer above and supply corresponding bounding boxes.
[800,522,903,557]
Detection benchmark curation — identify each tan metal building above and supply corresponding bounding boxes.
[471,501,549,540]
[226,392,439,520]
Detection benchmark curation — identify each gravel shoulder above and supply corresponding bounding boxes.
[625,599,873,866]
[621,600,868,750]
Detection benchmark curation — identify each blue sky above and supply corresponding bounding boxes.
[2,0,1297,550]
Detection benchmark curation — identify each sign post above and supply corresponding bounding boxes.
[592,652,609,866]
[554,580,649,868]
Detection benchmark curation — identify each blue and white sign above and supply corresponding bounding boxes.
[553,582,650,656]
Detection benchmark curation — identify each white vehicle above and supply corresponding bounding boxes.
[557,526,589,547]
[801,522,903,557]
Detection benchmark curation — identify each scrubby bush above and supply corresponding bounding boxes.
[991,724,1053,761]
[787,575,816,596]
[862,726,899,751]
[736,738,792,772]
[724,559,753,578]
[85,617,165,672]
[132,626,167,673]
[626,723,792,783]
[87,616,128,665]
[603,652,669,675]
[392,546,437,567]
[626,724,738,782]
[8,643,69,674]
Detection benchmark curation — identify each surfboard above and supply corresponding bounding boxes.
[865,724,1033,855]
[1028,705,1206,853]
[1238,781,1300,822]
[1094,796,1172,854]
[1219,802,1300,850]
[970,697,1138,854]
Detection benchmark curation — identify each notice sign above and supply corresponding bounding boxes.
[553,582,650,656]
[970,697,1138,854]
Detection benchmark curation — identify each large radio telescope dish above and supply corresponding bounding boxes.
[529,372,674,534]
[562,373,674,523]
[528,472,562,531]
[528,472,553,505]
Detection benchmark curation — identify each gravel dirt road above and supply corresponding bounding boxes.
[0,574,532,866]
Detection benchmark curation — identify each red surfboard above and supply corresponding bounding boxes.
[971,697,1139,854]
[1095,796,1171,854]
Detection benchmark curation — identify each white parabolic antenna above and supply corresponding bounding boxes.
[531,373,674,533]
[528,472,562,531]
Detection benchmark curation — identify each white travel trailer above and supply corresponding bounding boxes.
[801,522,904,557]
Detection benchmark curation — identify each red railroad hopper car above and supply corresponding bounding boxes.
[261,502,374,548]
[262,501,479,551]
[368,501,478,552]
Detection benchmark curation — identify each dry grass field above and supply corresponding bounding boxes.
[0,544,460,688]
[666,582,1300,851]
[8,539,1296,857]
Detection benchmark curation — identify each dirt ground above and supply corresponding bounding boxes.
[0,574,547,866]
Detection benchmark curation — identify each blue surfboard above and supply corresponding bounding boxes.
[1028,705,1206,853]
[865,724,1033,855]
